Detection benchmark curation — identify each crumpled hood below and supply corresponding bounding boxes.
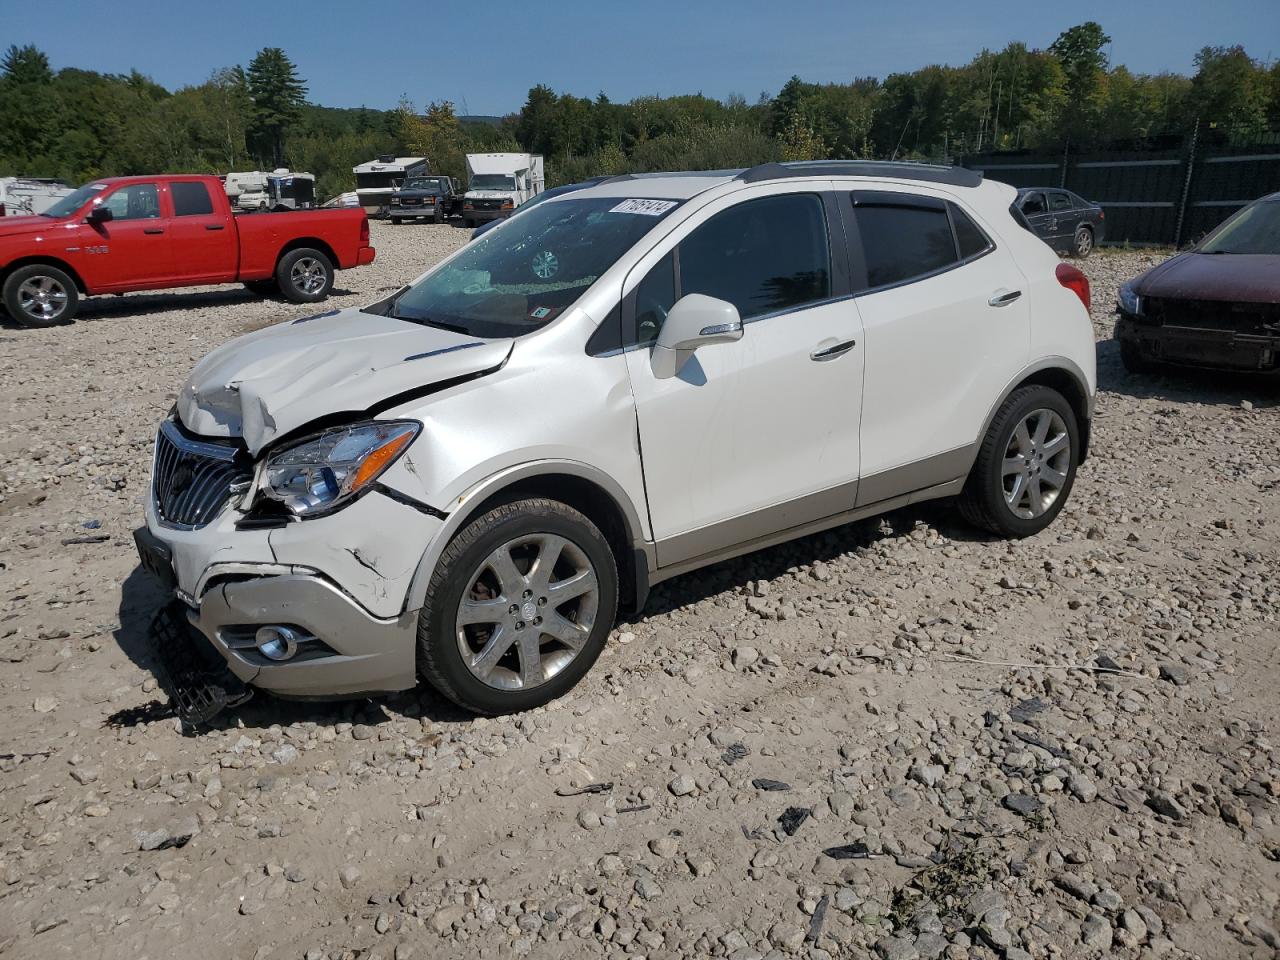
[177,307,512,455]
[1137,252,1280,305]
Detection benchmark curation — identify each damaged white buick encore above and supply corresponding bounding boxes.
[137,161,1096,716]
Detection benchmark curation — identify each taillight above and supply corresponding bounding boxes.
[1056,262,1090,312]
[360,217,369,242]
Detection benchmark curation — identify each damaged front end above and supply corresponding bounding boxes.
[134,308,513,721]
[1117,297,1280,373]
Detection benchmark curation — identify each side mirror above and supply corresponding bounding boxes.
[87,205,113,224]
[651,293,743,379]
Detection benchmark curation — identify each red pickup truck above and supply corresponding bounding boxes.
[0,174,375,327]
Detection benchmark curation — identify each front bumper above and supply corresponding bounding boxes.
[141,483,443,697]
[1117,312,1280,373]
[465,209,509,223]
[390,203,436,218]
[190,573,418,697]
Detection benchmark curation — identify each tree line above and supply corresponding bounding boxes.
[2,25,1277,200]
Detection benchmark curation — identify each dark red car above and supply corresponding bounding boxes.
[1116,192,1280,374]
[0,175,375,327]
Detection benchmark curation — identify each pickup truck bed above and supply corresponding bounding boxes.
[0,174,375,327]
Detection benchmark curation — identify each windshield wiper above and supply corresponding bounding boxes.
[392,308,470,334]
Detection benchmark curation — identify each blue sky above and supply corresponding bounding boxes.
[8,0,1278,115]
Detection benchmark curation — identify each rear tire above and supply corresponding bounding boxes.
[959,385,1079,538]
[417,498,618,715]
[1072,226,1094,258]
[276,248,334,303]
[2,264,79,327]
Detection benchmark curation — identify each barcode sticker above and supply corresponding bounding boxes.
[610,198,678,216]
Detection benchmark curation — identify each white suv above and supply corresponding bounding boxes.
[137,161,1096,716]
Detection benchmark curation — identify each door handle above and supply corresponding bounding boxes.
[988,289,1022,307]
[143,227,165,235]
[810,339,857,361]
[205,224,225,231]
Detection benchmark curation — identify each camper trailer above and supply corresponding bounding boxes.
[0,177,75,217]
[462,154,545,226]
[226,169,316,211]
[353,155,430,217]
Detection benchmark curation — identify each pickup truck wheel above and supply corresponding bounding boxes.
[3,264,79,327]
[959,385,1078,539]
[276,248,333,303]
[417,498,619,715]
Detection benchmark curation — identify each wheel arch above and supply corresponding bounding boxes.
[1,256,88,294]
[403,461,653,619]
[277,237,339,271]
[978,359,1094,465]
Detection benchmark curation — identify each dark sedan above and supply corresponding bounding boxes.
[1116,192,1280,374]
[1015,187,1105,257]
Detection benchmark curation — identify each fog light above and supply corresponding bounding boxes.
[255,625,302,661]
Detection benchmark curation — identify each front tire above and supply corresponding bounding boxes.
[276,248,334,303]
[418,498,618,715]
[2,264,79,327]
[959,385,1079,538]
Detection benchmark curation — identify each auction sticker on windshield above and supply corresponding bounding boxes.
[610,199,678,216]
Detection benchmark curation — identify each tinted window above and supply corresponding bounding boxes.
[854,201,957,288]
[678,194,830,321]
[1021,192,1046,215]
[950,203,992,259]
[1049,192,1072,212]
[634,252,676,345]
[100,184,159,221]
[172,181,214,217]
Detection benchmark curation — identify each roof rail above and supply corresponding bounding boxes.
[736,160,982,188]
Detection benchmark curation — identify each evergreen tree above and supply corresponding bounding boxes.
[246,47,307,167]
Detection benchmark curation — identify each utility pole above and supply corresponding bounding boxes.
[1174,118,1200,248]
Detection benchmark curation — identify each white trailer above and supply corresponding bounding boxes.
[353,155,430,217]
[0,177,75,217]
[462,153,545,226]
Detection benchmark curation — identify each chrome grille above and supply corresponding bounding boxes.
[152,421,252,530]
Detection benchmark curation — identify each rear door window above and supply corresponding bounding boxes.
[851,194,958,289]
[171,181,215,217]
[1049,192,1072,212]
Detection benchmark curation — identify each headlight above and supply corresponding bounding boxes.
[1118,281,1142,316]
[390,197,401,205]
[261,421,419,517]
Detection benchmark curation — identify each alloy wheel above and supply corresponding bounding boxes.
[1075,230,1092,256]
[1001,408,1071,519]
[455,533,599,690]
[290,257,326,294]
[17,276,69,322]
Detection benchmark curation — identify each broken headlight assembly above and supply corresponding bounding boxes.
[259,421,420,518]
[1117,280,1142,317]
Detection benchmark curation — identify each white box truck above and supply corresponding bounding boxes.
[0,177,74,217]
[462,153,545,226]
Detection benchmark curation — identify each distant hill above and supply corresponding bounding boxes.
[459,115,505,128]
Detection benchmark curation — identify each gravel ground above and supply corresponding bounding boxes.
[1,226,1278,960]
